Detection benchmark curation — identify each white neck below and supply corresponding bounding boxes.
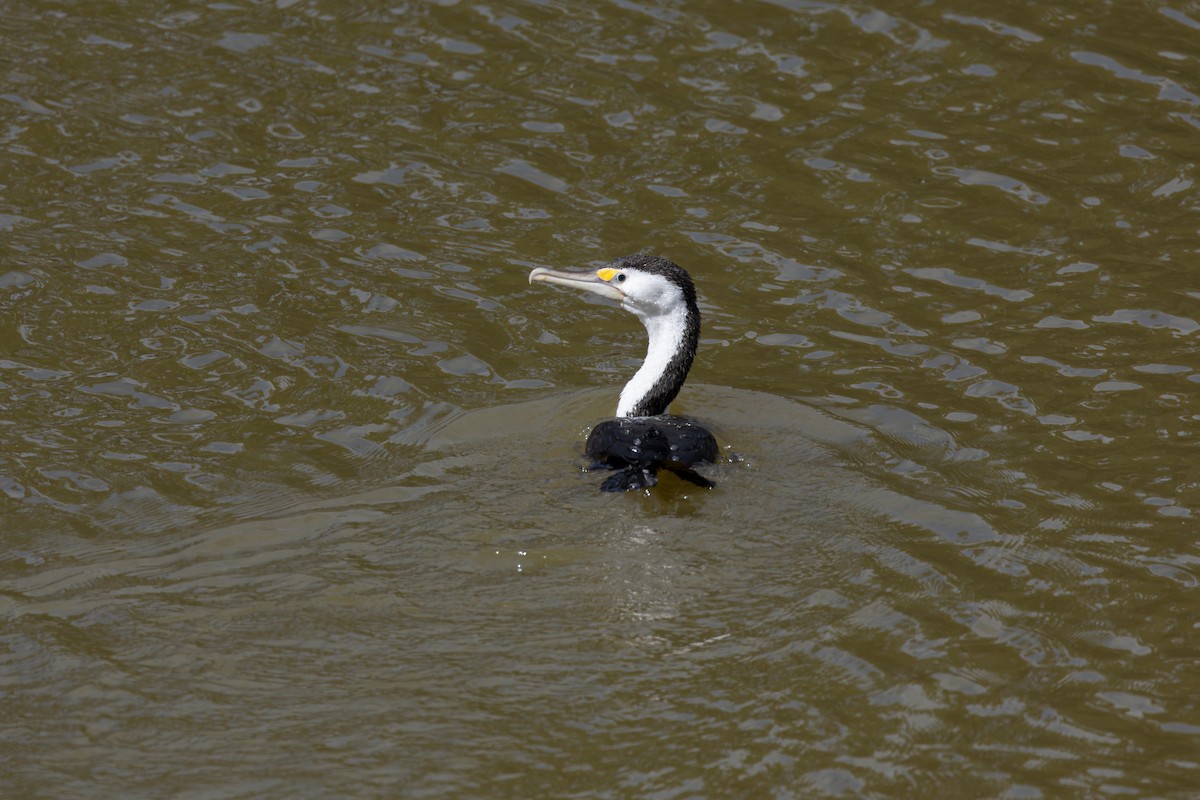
[616,305,688,417]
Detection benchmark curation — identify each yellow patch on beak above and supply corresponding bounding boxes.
[596,267,619,282]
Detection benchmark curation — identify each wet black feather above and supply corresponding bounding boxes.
[585,416,717,492]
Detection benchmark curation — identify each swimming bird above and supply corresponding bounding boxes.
[529,255,718,492]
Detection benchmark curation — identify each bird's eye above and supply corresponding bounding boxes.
[617,273,626,282]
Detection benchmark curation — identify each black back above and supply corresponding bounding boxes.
[584,415,718,492]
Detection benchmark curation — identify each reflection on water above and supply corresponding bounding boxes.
[3,0,1200,796]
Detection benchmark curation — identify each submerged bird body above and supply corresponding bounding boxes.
[529,255,718,492]
[585,416,717,492]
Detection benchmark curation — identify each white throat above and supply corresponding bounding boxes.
[615,304,689,417]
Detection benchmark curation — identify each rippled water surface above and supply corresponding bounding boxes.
[4,0,1200,796]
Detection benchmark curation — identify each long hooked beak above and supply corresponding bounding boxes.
[528,267,624,301]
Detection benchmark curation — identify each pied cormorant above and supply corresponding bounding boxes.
[529,255,718,492]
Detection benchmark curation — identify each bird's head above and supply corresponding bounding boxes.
[528,254,696,325]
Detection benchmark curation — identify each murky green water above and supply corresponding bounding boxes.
[4,0,1199,796]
